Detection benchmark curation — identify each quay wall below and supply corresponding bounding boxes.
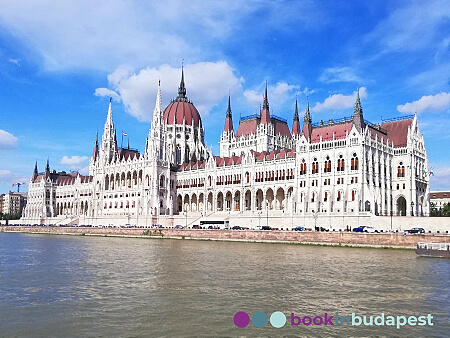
[1,226,449,248]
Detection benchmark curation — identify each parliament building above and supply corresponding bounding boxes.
[22,70,430,228]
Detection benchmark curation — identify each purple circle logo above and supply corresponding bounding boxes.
[234,311,250,328]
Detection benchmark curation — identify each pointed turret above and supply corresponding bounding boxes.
[223,94,234,133]
[92,132,99,159]
[178,65,186,99]
[260,82,270,124]
[100,99,117,163]
[44,158,50,179]
[292,99,300,136]
[353,87,365,132]
[302,99,312,141]
[32,161,38,181]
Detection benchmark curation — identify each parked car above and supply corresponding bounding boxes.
[192,224,199,229]
[174,225,184,229]
[261,226,272,230]
[406,227,425,234]
[363,226,378,233]
[232,226,242,230]
[353,226,366,232]
[293,226,305,231]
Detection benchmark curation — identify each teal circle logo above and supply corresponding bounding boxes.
[252,311,268,328]
[270,311,287,328]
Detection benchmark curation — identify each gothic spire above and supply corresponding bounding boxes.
[304,97,311,124]
[178,64,186,98]
[353,87,365,131]
[223,93,234,133]
[261,82,270,124]
[302,98,312,141]
[45,158,50,172]
[92,132,99,159]
[292,99,300,136]
[34,161,38,174]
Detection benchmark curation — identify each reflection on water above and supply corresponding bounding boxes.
[0,233,448,337]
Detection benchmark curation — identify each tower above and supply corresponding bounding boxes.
[100,98,117,164]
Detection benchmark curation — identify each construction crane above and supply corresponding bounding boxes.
[12,182,27,192]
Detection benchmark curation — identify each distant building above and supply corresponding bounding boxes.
[0,194,4,214]
[22,69,430,226]
[430,191,450,209]
[2,192,28,215]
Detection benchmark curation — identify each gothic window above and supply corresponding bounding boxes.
[324,192,328,202]
[337,191,341,201]
[351,153,359,170]
[397,162,405,178]
[324,156,331,173]
[312,158,318,174]
[337,155,345,172]
[311,192,315,202]
[300,159,306,175]
[176,145,182,164]
[351,190,355,201]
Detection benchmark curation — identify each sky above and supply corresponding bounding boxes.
[0,0,449,194]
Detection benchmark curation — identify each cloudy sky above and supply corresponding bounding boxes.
[0,0,449,193]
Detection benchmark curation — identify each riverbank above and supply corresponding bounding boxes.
[2,226,449,249]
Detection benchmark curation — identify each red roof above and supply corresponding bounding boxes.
[274,120,291,138]
[164,99,201,128]
[311,122,352,143]
[368,126,388,144]
[381,118,413,148]
[236,118,258,138]
[430,192,450,199]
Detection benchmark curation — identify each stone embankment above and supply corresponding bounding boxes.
[2,226,450,249]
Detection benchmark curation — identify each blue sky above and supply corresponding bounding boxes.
[0,0,449,193]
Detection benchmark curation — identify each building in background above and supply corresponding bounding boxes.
[22,69,431,227]
[2,192,28,215]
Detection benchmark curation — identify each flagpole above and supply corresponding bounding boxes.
[121,130,123,149]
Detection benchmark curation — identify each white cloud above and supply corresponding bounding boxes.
[243,82,300,110]
[366,0,450,53]
[0,130,18,149]
[8,58,20,66]
[0,1,323,72]
[0,169,28,186]
[397,92,450,114]
[94,88,121,102]
[104,61,243,122]
[319,67,361,83]
[312,87,367,112]
[60,155,89,171]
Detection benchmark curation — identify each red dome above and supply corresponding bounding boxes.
[163,98,201,127]
[163,68,202,127]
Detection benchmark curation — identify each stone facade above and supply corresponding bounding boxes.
[22,70,430,227]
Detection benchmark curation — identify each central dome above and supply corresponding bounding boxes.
[163,69,202,128]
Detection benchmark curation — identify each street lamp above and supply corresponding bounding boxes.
[266,200,269,227]
[411,201,414,217]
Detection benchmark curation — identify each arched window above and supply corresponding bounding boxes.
[300,159,306,175]
[337,191,341,201]
[160,175,165,188]
[311,192,315,202]
[397,162,405,177]
[351,153,359,170]
[246,172,250,183]
[176,145,182,164]
[351,190,355,201]
[312,158,318,174]
[324,156,331,173]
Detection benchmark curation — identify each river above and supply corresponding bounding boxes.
[0,233,448,337]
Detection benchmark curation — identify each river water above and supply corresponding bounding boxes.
[0,233,448,337]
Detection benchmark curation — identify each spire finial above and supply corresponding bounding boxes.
[178,62,186,98]
[34,161,38,174]
[45,158,50,172]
